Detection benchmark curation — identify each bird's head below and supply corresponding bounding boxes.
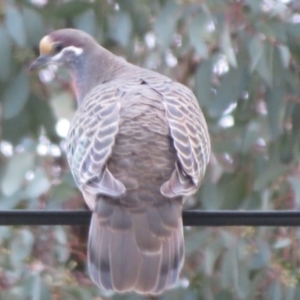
[29,29,97,71]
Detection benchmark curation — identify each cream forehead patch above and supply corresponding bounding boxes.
[39,36,53,56]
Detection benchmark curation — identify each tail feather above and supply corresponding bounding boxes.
[169,225,184,285]
[147,207,172,237]
[135,252,161,293]
[89,225,113,290]
[110,230,140,291]
[132,213,161,253]
[110,206,132,229]
[88,197,184,295]
[158,202,181,228]
[151,238,171,294]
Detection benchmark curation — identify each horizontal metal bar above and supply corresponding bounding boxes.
[0,210,300,226]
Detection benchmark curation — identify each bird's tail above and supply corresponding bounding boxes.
[87,196,184,295]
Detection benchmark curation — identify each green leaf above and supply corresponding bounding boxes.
[23,8,45,46]
[126,1,152,35]
[31,274,52,300]
[200,180,224,209]
[2,108,30,144]
[277,45,290,68]
[255,20,286,44]
[265,85,284,140]
[288,177,300,208]
[189,17,208,59]
[23,168,50,199]
[220,23,237,67]
[185,229,211,256]
[195,60,213,109]
[54,227,69,263]
[220,173,248,209]
[215,290,233,300]
[0,193,22,210]
[236,261,251,298]
[273,238,291,249]
[267,280,282,300]
[50,92,75,120]
[244,0,262,15]
[209,62,248,117]
[74,10,97,37]
[10,229,34,265]
[286,23,300,63]
[1,152,34,196]
[249,240,271,270]
[283,285,296,300]
[253,163,288,191]
[62,287,95,300]
[154,0,179,50]
[48,182,76,208]
[221,248,238,289]
[5,5,27,47]
[53,1,91,18]
[2,69,30,120]
[248,35,273,85]
[203,238,223,276]
[0,26,12,82]
[27,96,57,141]
[109,12,132,47]
[246,272,265,300]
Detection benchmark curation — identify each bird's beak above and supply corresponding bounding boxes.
[29,55,51,71]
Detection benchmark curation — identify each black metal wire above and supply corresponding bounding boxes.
[0,210,300,226]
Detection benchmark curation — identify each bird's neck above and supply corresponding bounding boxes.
[71,46,128,105]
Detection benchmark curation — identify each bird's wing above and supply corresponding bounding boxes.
[66,84,125,198]
[143,78,211,197]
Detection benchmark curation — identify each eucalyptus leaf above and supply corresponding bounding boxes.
[154,0,179,50]
[5,5,27,47]
[215,290,233,300]
[248,35,273,85]
[273,238,291,249]
[209,62,248,117]
[283,285,296,300]
[1,152,34,197]
[288,177,300,208]
[253,163,288,191]
[53,1,91,18]
[220,23,237,67]
[10,229,34,265]
[2,69,30,120]
[31,275,52,300]
[221,248,238,289]
[0,26,12,81]
[278,45,290,68]
[267,280,282,300]
[189,17,208,59]
[23,168,50,199]
[2,108,31,144]
[109,12,132,47]
[74,10,97,37]
[249,240,271,270]
[23,8,45,46]
[195,60,213,109]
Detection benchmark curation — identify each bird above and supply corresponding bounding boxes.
[30,28,211,295]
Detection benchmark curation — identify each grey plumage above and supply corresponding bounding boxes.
[30,28,211,295]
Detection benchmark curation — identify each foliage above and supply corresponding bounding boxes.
[1,0,300,299]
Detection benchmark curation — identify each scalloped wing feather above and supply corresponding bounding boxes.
[66,84,125,198]
[142,78,211,197]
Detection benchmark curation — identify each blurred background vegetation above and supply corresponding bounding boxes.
[1,0,300,299]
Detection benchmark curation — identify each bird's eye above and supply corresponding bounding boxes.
[53,43,63,53]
